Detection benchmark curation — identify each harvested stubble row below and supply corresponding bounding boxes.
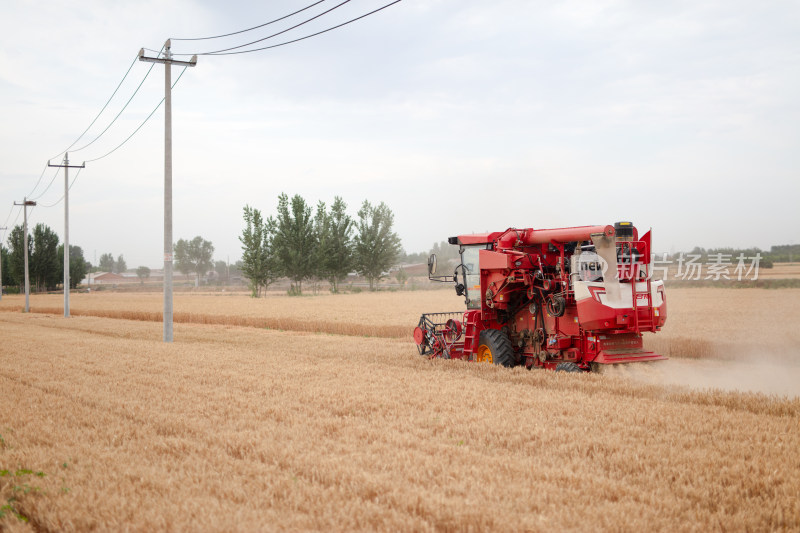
[1,311,799,532]
[0,291,446,339]
[13,307,408,339]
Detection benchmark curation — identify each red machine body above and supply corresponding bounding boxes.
[413,222,667,371]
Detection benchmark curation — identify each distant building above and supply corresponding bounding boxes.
[85,272,127,285]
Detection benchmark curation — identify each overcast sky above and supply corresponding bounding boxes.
[1,0,798,269]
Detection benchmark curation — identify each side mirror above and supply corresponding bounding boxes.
[427,254,437,276]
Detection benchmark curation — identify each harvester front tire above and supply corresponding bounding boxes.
[555,362,584,373]
[477,330,515,368]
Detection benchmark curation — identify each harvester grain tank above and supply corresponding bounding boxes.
[413,222,667,371]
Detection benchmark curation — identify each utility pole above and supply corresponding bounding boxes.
[0,226,6,301]
[139,41,197,342]
[48,152,85,317]
[14,199,36,312]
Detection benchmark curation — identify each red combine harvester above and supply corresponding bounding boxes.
[413,222,667,372]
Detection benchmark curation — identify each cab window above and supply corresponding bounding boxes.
[460,245,488,309]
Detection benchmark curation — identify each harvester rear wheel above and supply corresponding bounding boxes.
[477,330,515,368]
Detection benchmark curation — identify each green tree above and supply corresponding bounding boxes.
[323,196,353,293]
[174,240,193,280]
[311,200,329,294]
[116,254,127,274]
[395,267,408,285]
[239,205,280,297]
[7,226,29,288]
[98,253,115,273]
[354,200,402,290]
[230,260,244,281]
[273,193,315,295]
[7,224,65,291]
[31,223,60,291]
[136,266,151,284]
[0,244,11,289]
[175,236,215,287]
[430,240,460,263]
[57,244,89,289]
[214,260,229,285]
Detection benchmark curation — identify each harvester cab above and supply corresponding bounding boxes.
[414,222,667,372]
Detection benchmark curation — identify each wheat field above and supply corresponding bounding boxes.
[1,288,799,531]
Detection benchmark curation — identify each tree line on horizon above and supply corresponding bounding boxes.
[240,193,402,296]
[0,223,218,292]
[6,211,794,294]
[0,191,404,296]
[1,224,89,292]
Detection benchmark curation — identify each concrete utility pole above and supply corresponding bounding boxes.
[48,152,85,317]
[14,199,36,312]
[0,226,6,301]
[139,41,197,342]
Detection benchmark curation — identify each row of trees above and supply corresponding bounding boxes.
[240,194,402,296]
[98,253,127,274]
[0,224,222,291]
[1,224,88,291]
[1,193,403,295]
[99,238,215,287]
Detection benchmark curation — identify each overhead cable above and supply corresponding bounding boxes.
[1,205,19,236]
[10,204,24,230]
[49,53,140,161]
[38,169,83,208]
[26,164,50,199]
[190,0,351,55]
[171,0,328,41]
[29,166,61,202]
[84,66,189,163]
[69,61,158,153]
[197,0,402,56]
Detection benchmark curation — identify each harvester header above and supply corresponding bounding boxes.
[414,221,666,372]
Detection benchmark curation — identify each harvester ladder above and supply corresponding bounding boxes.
[462,311,481,360]
[631,263,654,332]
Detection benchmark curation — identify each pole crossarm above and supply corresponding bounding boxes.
[47,161,85,169]
[139,44,198,67]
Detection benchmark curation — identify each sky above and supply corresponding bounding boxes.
[1,0,798,269]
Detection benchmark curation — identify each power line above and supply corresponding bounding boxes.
[182,0,403,57]
[49,53,140,160]
[38,168,83,208]
[1,206,13,229]
[84,66,190,163]
[171,0,328,41]
[1,205,19,240]
[29,166,61,202]
[14,50,177,216]
[69,61,158,153]
[11,205,34,232]
[20,49,164,212]
[26,164,50,199]
[10,204,24,229]
[186,0,352,55]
